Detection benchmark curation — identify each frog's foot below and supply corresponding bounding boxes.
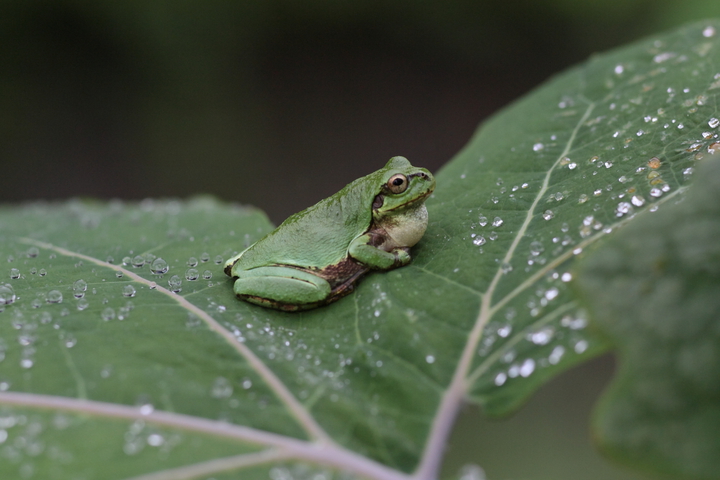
[232,266,331,310]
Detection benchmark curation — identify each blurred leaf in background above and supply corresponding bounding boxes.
[577,154,720,480]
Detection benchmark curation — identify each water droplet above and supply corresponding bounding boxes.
[187,257,198,267]
[529,327,554,345]
[425,355,435,364]
[686,142,704,153]
[650,187,663,197]
[147,433,165,447]
[708,141,720,154]
[529,241,544,256]
[9,268,20,279]
[545,287,559,300]
[0,284,16,305]
[519,358,535,377]
[458,464,487,480]
[241,378,252,389]
[497,324,512,337]
[614,64,624,74]
[492,217,503,227]
[631,195,645,207]
[200,253,210,263]
[150,258,169,275]
[478,215,488,227]
[709,117,720,128]
[211,377,233,399]
[574,340,589,354]
[488,232,498,241]
[533,143,544,152]
[202,270,213,280]
[115,304,130,320]
[494,372,507,386]
[76,298,89,311]
[122,256,132,266]
[115,271,124,279]
[653,52,675,63]
[184,268,199,281]
[101,307,115,321]
[64,335,77,348]
[473,236,486,246]
[703,26,716,37]
[131,255,145,268]
[562,314,588,330]
[122,285,136,297]
[168,275,182,293]
[73,279,88,298]
[26,247,39,258]
[542,210,554,220]
[578,194,589,204]
[214,255,223,265]
[46,290,63,304]
[615,202,633,217]
[548,345,565,365]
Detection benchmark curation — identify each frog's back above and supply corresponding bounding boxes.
[235,178,376,270]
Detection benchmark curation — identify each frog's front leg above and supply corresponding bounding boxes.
[348,233,411,270]
[232,266,331,309]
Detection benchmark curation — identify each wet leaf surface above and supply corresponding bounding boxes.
[1,19,719,480]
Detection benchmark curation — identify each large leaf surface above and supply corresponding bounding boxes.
[576,155,720,480]
[1,19,719,480]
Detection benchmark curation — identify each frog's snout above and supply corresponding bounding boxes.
[416,170,436,192]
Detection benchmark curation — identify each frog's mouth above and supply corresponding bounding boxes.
[372,188,433,212]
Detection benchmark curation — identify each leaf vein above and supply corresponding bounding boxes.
[16,237,332,444]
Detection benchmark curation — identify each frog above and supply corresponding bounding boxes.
[224,156,435,311]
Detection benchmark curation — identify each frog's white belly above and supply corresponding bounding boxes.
[382,204,428,249]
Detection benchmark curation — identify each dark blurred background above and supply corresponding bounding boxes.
[2,1,718,478]
[3,0,719,223]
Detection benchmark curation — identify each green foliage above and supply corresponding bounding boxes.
[0,19,719,480]
[576,155,720,480]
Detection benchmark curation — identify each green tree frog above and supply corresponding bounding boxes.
[224,156,435,311]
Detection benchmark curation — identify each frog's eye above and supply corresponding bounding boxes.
[387,174,408,194]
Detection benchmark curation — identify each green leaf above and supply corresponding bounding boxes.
[575,155,720,480]
[1,19,720,480]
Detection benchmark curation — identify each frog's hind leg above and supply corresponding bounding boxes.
[232,266,331,310]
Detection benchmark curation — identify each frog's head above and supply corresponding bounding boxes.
[372,156,435,215]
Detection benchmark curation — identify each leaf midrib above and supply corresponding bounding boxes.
[413,99,597,479]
